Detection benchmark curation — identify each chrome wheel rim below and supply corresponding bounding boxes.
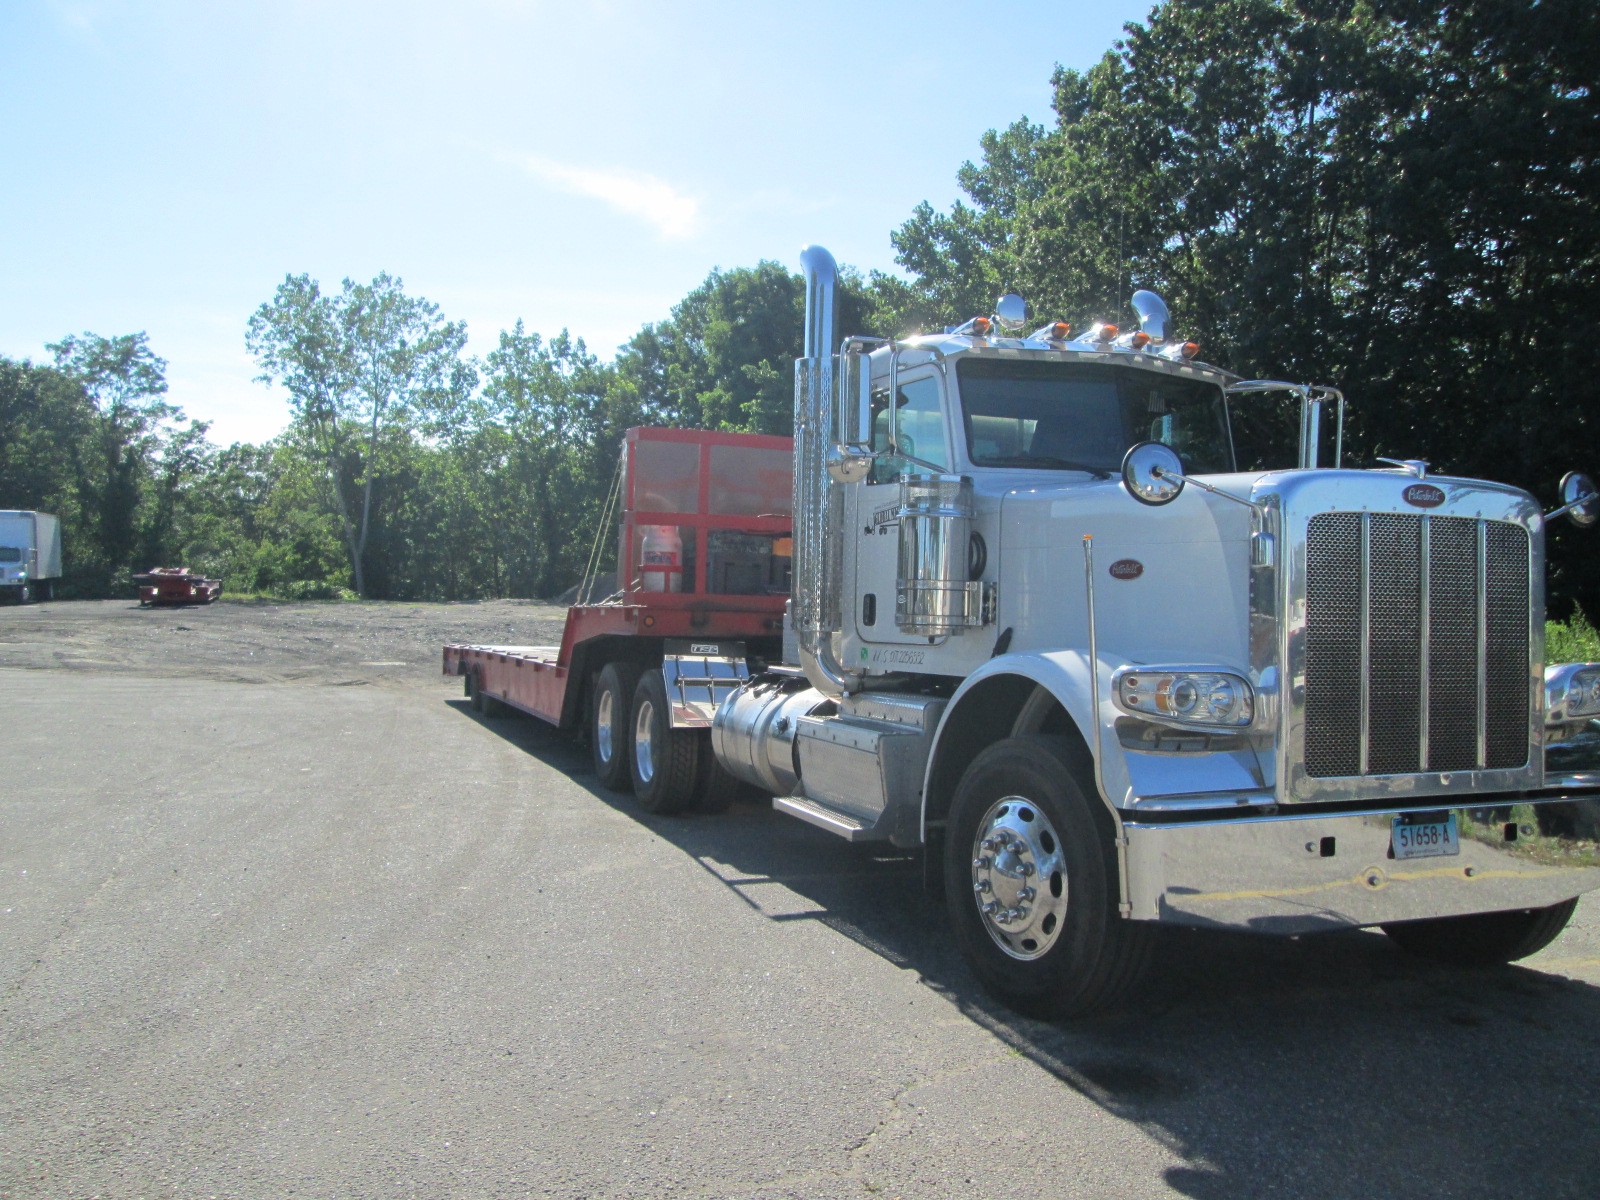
[633,698,656,784]
[596,687,617,764]
[970,794,1069,960]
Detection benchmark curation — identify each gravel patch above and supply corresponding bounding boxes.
[0,597,572,688]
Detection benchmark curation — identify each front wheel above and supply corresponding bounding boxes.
[945,735,1155,1020]
[1382,898,1578,967]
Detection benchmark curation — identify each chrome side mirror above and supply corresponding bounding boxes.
[1558,471,1599,528]
[993,293,1027,331]
[1122,441,1186,506]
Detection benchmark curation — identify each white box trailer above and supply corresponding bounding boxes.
[0,510,62,602]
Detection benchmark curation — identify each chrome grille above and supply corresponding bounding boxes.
[1304,513,1529,778]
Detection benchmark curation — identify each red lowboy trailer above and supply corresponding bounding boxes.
[443,427,794,811]
[135,567,222,606]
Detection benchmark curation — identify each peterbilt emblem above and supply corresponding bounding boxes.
[1109,559,1144,580]
[1404,483,1445,508]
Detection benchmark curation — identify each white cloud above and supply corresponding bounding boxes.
[513,155,701,241]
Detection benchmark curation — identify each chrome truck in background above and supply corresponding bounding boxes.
[704,244,1600,1019]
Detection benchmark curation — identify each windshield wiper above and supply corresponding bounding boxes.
[979,455,1113,479]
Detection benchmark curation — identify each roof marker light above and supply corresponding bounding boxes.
[1180,341,1199,359]
[1029,321,1072,342]
[1094,324,1118,344]
[1131,331,1152,350]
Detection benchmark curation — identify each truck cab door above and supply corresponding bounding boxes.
[848,372,951,651]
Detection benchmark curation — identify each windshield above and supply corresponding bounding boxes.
[957,359,1233,475]
[0,547,21,564]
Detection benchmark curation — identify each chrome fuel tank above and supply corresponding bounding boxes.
[711,676,830,796]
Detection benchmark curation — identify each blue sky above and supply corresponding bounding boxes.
[1,0,1159,445]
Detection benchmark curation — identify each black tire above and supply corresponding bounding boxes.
[1382,898,1578,967]
[591,661,641,791]
[945,735,1155,1020]
[465,670,486,713]
[629,669,700,814]
[694,733,740,813]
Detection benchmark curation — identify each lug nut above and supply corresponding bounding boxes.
[1019,887,1035,901]
[982,901,999,915]
[974,880,991,894]
[1020,862,1035,877]
[973,856,991,869]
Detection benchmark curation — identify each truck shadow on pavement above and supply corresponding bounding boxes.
[465,702,1600,1200]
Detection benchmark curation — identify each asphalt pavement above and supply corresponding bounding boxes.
[3,668,1599,1199]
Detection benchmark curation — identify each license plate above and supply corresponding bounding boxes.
[1392,812,1460,860]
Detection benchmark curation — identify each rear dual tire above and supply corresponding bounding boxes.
[592,661,642,792]
[464,669,509,718]
[591,662,737,815]
[629,669,701,814]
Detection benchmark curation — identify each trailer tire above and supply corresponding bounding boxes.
[1381,898,1578,967]
[945,735,1155,1020]
[630,669,700,815]
[465,670,485,713]
[591,661,641,791]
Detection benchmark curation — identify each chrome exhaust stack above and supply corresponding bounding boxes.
[793,245,859,698]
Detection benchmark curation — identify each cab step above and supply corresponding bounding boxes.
[772,794,891,842]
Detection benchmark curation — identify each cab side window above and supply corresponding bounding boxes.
[870,375,948,484]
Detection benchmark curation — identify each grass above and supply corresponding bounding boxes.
[1547,610,1600,663]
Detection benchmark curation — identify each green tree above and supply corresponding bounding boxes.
[613,260,879,437]
[483,325,615,598]
[246,273,477,597]
[46,332,212,590]
[0,358,95,520]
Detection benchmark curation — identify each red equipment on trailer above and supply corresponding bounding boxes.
[443,427,793,812]
[135,567,222,607]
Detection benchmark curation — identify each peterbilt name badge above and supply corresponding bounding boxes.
[1404,483,1445,508]
[1109,559,1144,580]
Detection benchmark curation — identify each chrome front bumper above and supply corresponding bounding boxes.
[1124,794,1600,932]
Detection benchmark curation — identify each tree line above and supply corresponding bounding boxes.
[4,0,1598,613]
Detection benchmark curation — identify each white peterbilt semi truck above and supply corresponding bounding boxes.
[448,246,1600,1019]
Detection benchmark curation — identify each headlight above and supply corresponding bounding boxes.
[1571,671,1600,717]
[1547,663,1600,721]
[1114,667,1254,728]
